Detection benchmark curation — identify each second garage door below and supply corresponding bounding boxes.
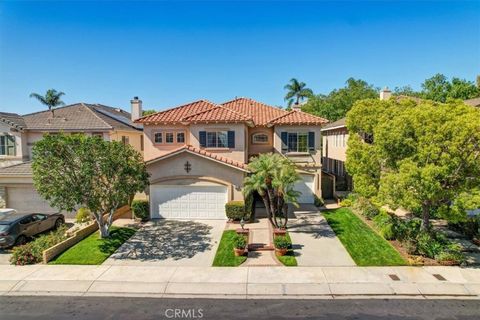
[150,185,228,219]
[6,185,61,214]
[293,174,315,204]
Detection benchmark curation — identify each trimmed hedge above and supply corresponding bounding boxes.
[225,201,245,220]
[75,207,92,223]
[131,199,149,221]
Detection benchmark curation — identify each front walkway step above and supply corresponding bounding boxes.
[248,244,274,251]
[243,250,280,266]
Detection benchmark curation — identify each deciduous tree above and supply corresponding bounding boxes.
[32,134,149,238]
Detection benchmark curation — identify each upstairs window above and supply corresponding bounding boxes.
[176,132,185,143]
[281,131,315,153]
[206,131,228,148]
[165,132,174,143]
[0,135,16,156]
[252,133,269,144]
[154,132,162,143]
[121,136,129,145]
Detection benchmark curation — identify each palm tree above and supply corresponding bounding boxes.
[243,153,300,228]
[30,89,66,117]
[284,78,313,107]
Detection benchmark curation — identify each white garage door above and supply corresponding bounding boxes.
[7,185,60,214]
[150,185,228,219]
[293,174,315,204]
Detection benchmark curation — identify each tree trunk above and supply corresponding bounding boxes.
[92,212,111,238]
[267,188,278,228]
[261,194,275,227]
[99,223,110,238]
[421,202,431,231]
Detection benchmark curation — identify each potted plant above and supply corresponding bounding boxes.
[233,234,247,257]
[274,236,290,256]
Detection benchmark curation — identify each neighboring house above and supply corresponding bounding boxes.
[464,97,480,108]
[0,101,143,215]
[321,117,351,193]
[135,97,328,219]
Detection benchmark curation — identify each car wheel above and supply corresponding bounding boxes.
[54,218,64,229]
[15,235,27,246]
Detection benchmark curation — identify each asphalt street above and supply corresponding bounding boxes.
[0,296,479,320]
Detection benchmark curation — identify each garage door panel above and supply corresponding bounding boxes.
[294,174,315,204]
[151,185,227,219]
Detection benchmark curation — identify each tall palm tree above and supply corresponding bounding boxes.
[30,89,66,117]
[284,78,313,107]
[243,153,300,228]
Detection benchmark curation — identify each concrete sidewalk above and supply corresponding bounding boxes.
[0,265,479,299]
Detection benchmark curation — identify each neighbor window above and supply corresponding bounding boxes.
[287,132,308,152]
[92,132,103,138]
[154,132,162,143]
[165,132,174,143]
[0,135,16,156]
[252,133,268,144]
[176,132,185,143]
[206,131,228,148]
[121,136,129,145]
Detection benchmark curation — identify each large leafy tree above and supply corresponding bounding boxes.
[32,134,149,238]
[243,153,300,228]
[284,78,313,107]
[346,98,480,230]
[29,89,66,116]
[302,78,378,121]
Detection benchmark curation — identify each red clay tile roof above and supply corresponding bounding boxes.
[135,97,329,126]
[135,100,217,124]
[268,110,329,126]
[221,97,287,126]
[182,105,253,124]
[146,145,249,171]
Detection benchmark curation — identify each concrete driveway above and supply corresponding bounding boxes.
[0,250,11,265]
[104,219,225,266]
[288,204,356,266]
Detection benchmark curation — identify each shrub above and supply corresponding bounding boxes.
[226,201,246,221]
[354,197,380,219]
[373,209,396,240]
[244,193,255,221]
[314,195,324,207]
[10,225,68,265]
[395,218,422,243]
[435,245,464,264]
[339,199,353,207]
[131,199,149,221]
[416,231,444,258]
[233,234,247,249]
[75,207,92,223]
[274,236,291,249]
[448,217,480,240]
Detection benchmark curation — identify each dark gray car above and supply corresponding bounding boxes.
[0,213,65,249]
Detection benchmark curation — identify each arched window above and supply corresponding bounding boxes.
[252,133,269,144]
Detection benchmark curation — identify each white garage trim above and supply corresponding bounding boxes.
[294,174,315,204]
[150,184,228,219]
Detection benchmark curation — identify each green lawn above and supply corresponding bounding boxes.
[323,208,407,266]
[276,232,298,266]
[212,230,247,266]
[49,226,137,265]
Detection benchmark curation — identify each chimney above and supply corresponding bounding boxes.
[130,96,142,121]
[379,87,392,100]
[291,102,302,111]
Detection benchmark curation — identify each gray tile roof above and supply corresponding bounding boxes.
[464,97,480,107]
[321,117,346,131]
[0,112,26,130]
[0,161,32,176]
[23,103,142,132]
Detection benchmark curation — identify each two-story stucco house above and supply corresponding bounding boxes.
[135,97,328,220]
[0,102,143,214]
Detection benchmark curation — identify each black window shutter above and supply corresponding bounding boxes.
[281,132,288,152]
[228,131,235,148]
[199,131,206,147]
[308,132,315,151]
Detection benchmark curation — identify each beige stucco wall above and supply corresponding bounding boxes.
[147,152,246,201]
[0,122,26,167]
[143,124,189,161]
[322,128,348,162]
[273,125,322,165]
[247,127,274,159]
[109,130,143,155]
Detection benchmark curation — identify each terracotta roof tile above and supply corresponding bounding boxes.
[135,100,217,124]
[182,105,253,123]
[268,110,329,126]
[221,97,287,126]
[146,145,248,171]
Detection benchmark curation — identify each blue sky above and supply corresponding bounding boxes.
[0,1,479,114]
